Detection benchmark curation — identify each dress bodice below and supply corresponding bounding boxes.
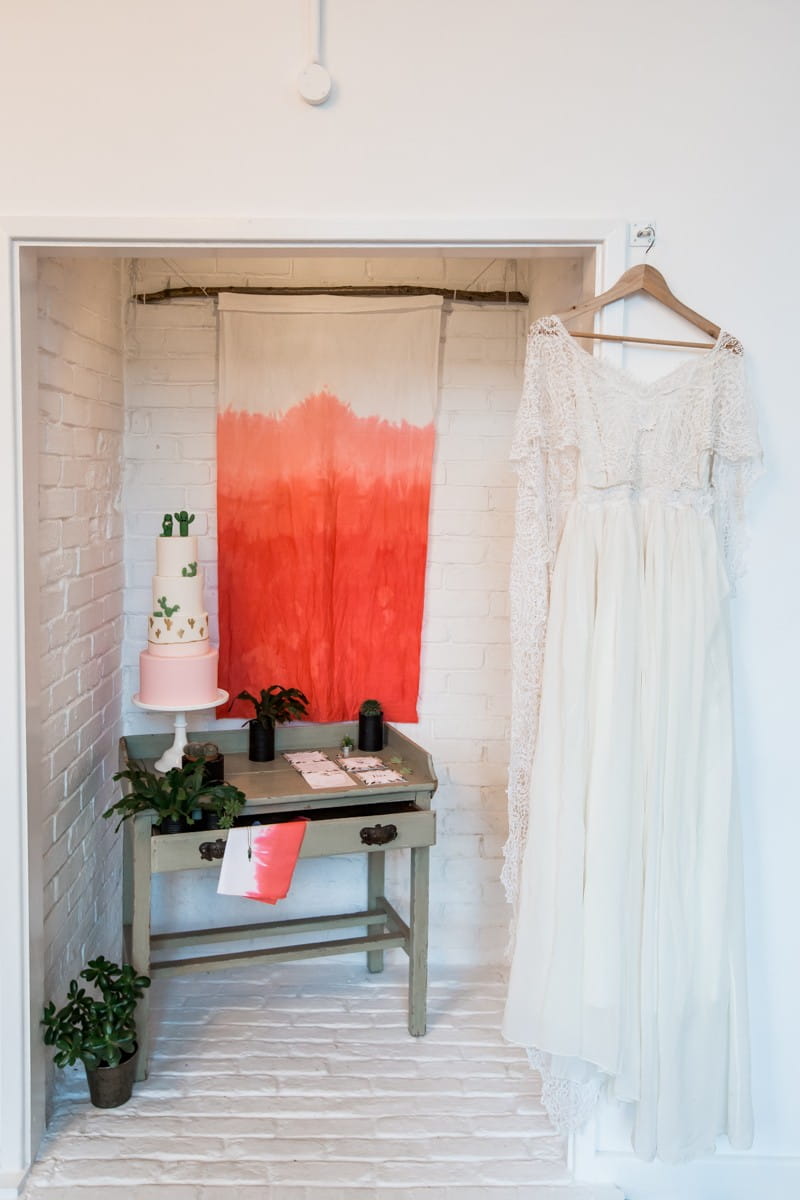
[510,315,761,571]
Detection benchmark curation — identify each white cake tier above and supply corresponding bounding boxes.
[151,572,204,614]
[148,611,209,648]
[156,534,198,577]
[139,646,219,707]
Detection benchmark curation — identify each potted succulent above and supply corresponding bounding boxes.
[182,740,225,785]
[41,956,150,1108]
[358,698,384,752]
[234,685,310,762]
[198,780,247,830]
[340,734,355,757]
[105,759,245,835]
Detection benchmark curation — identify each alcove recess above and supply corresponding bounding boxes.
[26,245,594,1105]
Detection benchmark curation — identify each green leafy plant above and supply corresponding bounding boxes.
[340,735,355,750]
[199,781,247,829]
[359,698,383,716]
[235,686,310,729]
[42,956,150,1070]
[104,759,244,832]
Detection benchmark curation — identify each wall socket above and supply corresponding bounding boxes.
[629,221,656,248]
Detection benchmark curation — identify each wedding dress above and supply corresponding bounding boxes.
[502,315,761,1163]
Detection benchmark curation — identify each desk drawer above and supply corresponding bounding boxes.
[151,804,435,873]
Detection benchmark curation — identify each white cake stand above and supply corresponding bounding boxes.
[132,690,229,772]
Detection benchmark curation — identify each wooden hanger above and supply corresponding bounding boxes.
[555,264,721,350]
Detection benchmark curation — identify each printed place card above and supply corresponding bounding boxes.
[352,769,406,786]
[300,769,356,790]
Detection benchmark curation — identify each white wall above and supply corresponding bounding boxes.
[36,258,126,1090]
[1,1,798,1195]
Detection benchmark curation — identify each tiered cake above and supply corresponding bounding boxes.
[138,514,219,707]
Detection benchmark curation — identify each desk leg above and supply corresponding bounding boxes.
[408,845,429,1037]
[366,850,385,974]
[122,819,133,952]
[130,816,152,1080]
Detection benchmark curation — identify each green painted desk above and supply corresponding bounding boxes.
[119,723,437,1079]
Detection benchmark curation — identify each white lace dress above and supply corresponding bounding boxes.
[502,316,762,1163]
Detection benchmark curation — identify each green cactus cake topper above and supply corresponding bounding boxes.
[181,561,198,578]
[161,514,173,537]
[174,510,195,537]
[153,596,180,619]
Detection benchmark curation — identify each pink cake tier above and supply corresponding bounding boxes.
[139,646,219,707]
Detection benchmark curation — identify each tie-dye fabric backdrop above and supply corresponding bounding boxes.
[217,293,443,724]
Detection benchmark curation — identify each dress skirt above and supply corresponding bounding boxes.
[502,495,753,1163]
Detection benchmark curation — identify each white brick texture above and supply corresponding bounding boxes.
[37,258,126,1051]
[22,961,620,1199]
[122,255,526,968]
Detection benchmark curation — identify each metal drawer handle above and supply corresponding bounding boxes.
[198,839,226,861]
[359,823,398,846]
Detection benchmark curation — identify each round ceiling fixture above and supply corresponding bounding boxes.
[298,61,332,106]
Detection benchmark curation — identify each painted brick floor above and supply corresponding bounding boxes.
[23,959,613,1199]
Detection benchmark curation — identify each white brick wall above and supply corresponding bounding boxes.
[37,258,125,1014]
[123,255,533,965]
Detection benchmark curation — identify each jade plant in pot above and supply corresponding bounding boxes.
[105,758,245,834]
[42,956,150,1109]
[358,698,384,752]
[234,685,310,762]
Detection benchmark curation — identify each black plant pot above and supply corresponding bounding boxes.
[182,753,225,786]
[201,809,221,831]
[358,713,384,752]
[85,1046,137,1109]
[157,815,188,835]
[248,720,275,762]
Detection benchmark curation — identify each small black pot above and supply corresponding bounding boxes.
[358,712,384,752]
[201,809,221,831]
[182,753,225,785]
[248,720,275,762]
[157,815,188,835]
[85,1046,137,1109]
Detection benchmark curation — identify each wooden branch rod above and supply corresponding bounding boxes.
[132,284,529,306]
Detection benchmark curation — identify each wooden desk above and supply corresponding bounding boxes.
[120,723,437,1080]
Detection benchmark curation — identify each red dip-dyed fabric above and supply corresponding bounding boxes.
[216,295,442,724]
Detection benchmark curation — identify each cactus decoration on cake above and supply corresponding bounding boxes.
[161,513,173,537]
[181,561,198,577]
[174,511,195,537]
[153,596,180,619]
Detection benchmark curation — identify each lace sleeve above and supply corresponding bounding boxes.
[711,337,763,587]
[501,350,550,914]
